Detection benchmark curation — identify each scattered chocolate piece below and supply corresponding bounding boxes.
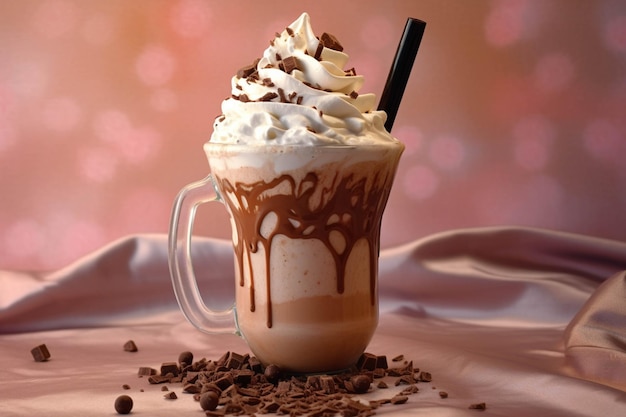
[350,374,371,394]
[439,391,449,399]
[349,90,359,99]
[122,384,131,390]
[392,354,404,362]
[114,395,133,414]
[161,385,169,392]
[137,366,157,377]
[160,362,179,378]
[123,340,138,352]
[30,344,50,362]
[319,32,343,51]
[391,395,409,405]
[357,352,378,371]
[469,402,487,410]
[164,391,178,400]
[133,350,453,415]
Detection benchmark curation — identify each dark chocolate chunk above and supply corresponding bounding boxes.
[137,367,157,377]
[123,340,138,352]
[319,32,343,51]
[114,395,133,414]
[160,362,179,377]
[356,352,378,371]
[30,344,50,362]
[282,56,299,74]
[350,374,371,394]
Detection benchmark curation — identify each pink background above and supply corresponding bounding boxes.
[1,0,625,271]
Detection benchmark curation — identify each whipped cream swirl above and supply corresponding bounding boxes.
[211,13,397,146]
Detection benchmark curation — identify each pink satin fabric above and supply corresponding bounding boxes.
[1,226,626,416]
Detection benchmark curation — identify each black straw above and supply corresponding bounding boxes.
[377,18,426,133]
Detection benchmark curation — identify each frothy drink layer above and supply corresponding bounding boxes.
[206,143,402,372]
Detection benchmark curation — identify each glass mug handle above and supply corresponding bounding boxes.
[168,174,238,334]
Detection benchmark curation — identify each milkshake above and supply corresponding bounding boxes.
[170,12,404,373]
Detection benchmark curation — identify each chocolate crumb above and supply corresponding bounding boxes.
[164,391,178,400]
[114,395,133,414]
[469,402,487,410]
[439,391,449,398]
[349,90,359,99]
[123,340,138,352]
[392,354,404,362]
[161,385,169,391]
[30,344,50,362]
[122,384,131,390]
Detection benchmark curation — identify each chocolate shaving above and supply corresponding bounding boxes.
[258,92,278,102]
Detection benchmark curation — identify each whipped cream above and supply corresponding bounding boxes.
[211,13,397,146]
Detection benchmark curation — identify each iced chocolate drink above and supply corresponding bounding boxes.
[169,13,404,373]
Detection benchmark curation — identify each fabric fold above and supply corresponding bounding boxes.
[564,270,626,392]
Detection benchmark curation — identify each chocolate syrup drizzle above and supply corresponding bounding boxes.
[216,168,395,329]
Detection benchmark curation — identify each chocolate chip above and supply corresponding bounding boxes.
[123,340,138,352]
[122,384,131,390]
[30,344,50,362]
[178,351,193,367]
[114,395,133,414]
[439,391,449,399]
[319,32,343,51]
[469,402,487,410]
[199,391,219,411]
[264,364,281,383]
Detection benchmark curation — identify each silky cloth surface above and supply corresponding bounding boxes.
[1,226,626,416]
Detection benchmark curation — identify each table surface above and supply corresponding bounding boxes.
[2,226,626,416]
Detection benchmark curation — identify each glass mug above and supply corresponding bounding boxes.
[168,141,403,373]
